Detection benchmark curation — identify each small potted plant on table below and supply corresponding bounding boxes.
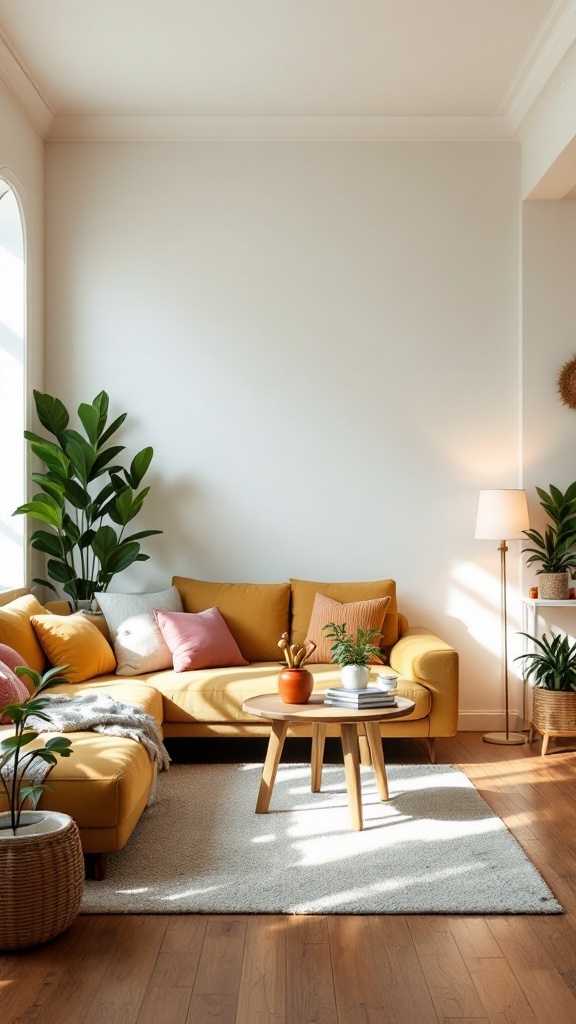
[323,622,383,690]
[515,632,576,755]
[523,483,576,599]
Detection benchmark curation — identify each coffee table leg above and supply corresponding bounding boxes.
[311,723,326,793]
[357,725,372,766]
[256,720,289,813]
[365,721,389,801]
[340,723,363,831]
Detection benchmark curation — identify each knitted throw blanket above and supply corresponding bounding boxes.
[2,693,170,807]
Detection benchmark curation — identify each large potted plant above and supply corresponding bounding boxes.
[13,390,162,611]
[323,622,383,690]
[516,632,576,755]
[0,665,85,950]
[522,483,576,599]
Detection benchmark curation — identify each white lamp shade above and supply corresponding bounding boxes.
[475,489,530,540]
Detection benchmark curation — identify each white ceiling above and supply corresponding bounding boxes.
[0,1,575,141]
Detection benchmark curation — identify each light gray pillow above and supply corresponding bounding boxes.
[96,586,183,676]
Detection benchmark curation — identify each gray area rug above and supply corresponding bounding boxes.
[82,763,562,915]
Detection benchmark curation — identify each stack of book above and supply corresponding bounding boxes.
[324,685,397,709]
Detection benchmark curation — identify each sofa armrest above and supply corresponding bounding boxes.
[389,627,459,737]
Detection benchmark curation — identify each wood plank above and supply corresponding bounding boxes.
[448,917,503,960]
[408,916,486,1019]
[235,915,286,1024]
[486,918,576,1024]
[136,919,206,1024]
[81,916,169,1024]
[466,955,539,1023]
[367,916,439,1024]
[187,916,247,1024]
[0,916,138,1024]
[285,916,337,1024]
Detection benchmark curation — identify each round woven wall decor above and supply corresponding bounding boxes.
[558,355,576,409]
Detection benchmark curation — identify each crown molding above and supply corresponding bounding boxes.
[0,28,53,137]
[47,113,513,143]
[504,0,576,134]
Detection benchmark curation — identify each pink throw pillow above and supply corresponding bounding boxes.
[0,660,30,724]
[0,643,29,673]
[154,607,249,672]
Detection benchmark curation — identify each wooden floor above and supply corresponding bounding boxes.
[2,731,576,1024]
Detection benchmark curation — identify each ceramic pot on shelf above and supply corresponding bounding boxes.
[340,665,370,690]
[278,668,314,704]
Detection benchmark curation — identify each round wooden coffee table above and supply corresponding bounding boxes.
[242,692,415,831]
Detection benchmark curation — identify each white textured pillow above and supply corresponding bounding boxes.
[95,586,183,676]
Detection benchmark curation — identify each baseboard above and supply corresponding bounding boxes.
[457,711,528,733]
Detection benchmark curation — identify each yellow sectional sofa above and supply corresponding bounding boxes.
[0,578,458,877]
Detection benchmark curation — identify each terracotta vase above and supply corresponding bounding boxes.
[278,668,314,704]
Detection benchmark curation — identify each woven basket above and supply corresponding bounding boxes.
[532,688,576,734]
[538,573,569,600]
[0,812,84,951]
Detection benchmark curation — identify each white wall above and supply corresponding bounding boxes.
[522,200,576,642]
[45,140,521,726]
[0,81,44,587]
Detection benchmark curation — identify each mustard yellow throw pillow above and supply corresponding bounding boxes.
[0,594,47,674]
[31,613,116,683]
[305,592,391,664]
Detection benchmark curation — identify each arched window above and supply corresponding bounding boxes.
[0,178,25,589]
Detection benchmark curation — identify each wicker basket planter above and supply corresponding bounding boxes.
[0,810,84,951]
[529,688,576,755]
[538,572,569,600]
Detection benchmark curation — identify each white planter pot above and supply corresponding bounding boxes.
[341,665,370,690]
[0,809,72,838]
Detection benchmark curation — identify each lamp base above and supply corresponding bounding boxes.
[483,731,526,746]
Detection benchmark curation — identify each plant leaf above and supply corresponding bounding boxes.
[33,390,70,438]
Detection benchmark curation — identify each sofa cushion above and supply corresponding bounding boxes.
[46,677,164,726]
[0,725,154,850]
[173,577,290,662]
[30,613,116,683]
[96,586,183,676]
[139,663,430,725]
[304,592,391,664]
[155,607,249,671]
[290,579,399,650]
[0,594,47,675]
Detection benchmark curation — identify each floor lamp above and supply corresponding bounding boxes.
[475,489,530,745]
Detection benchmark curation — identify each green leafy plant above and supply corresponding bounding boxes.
[523,483,576,575]
[515,633,576,692]
[0,666,74,834]
[13,390,162,608]
[322,622,383,666]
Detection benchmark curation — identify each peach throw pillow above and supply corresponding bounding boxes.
[305,592,391,665]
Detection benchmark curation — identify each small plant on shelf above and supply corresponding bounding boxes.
[522,483,576,576]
